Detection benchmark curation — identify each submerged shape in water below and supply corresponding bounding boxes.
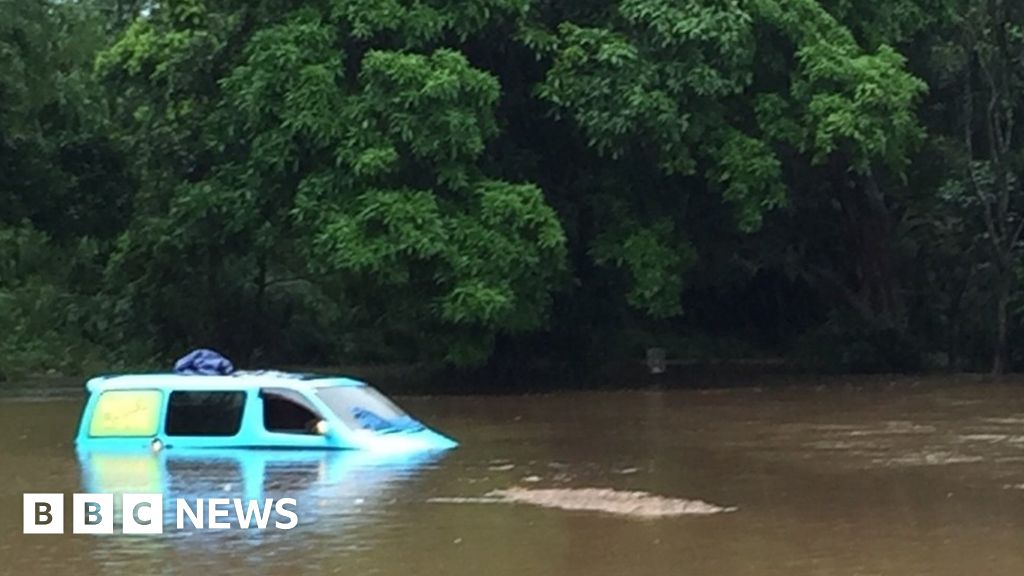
[431,487,736,518]
[489,487,736,517]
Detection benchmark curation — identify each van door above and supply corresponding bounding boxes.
[258,388,332,448]
[163,390,246,448]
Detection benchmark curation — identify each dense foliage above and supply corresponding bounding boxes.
[2,0,1024,380]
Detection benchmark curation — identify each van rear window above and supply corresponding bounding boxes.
[165,391,245,436]
[89,390,162,437]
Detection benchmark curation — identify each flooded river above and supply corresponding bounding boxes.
[4,376,1024,574]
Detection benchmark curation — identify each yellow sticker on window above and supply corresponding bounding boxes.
[89,390,162,437]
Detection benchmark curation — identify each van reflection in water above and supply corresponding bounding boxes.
[76,447,446,538]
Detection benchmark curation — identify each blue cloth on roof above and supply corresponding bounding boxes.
[351,407,425,433]
[174,348,235,375]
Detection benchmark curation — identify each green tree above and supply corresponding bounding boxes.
[97,0,567,366]
[535,0,925,333]
[935,0,1024,375]
[0,0,137,378]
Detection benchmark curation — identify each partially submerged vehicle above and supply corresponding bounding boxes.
[75,371,458,452]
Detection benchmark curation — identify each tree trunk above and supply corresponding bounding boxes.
[948,288,962,371]
[250,252,268,364]
[992,268,1010,376]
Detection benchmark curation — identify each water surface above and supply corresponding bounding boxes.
[4,376,1024,575]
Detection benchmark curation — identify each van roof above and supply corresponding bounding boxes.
[85,371,367,393]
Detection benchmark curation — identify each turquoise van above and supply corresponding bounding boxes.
[74,371,458,452]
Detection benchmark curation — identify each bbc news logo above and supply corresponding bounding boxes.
[23,493,299,534]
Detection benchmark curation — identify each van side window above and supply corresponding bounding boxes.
[165,391,245,436]
[261,388,322,434]
[89,390,162,437]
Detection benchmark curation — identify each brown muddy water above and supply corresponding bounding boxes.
[4,376,1024,574]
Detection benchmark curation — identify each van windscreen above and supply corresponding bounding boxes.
[316,386,423,433]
